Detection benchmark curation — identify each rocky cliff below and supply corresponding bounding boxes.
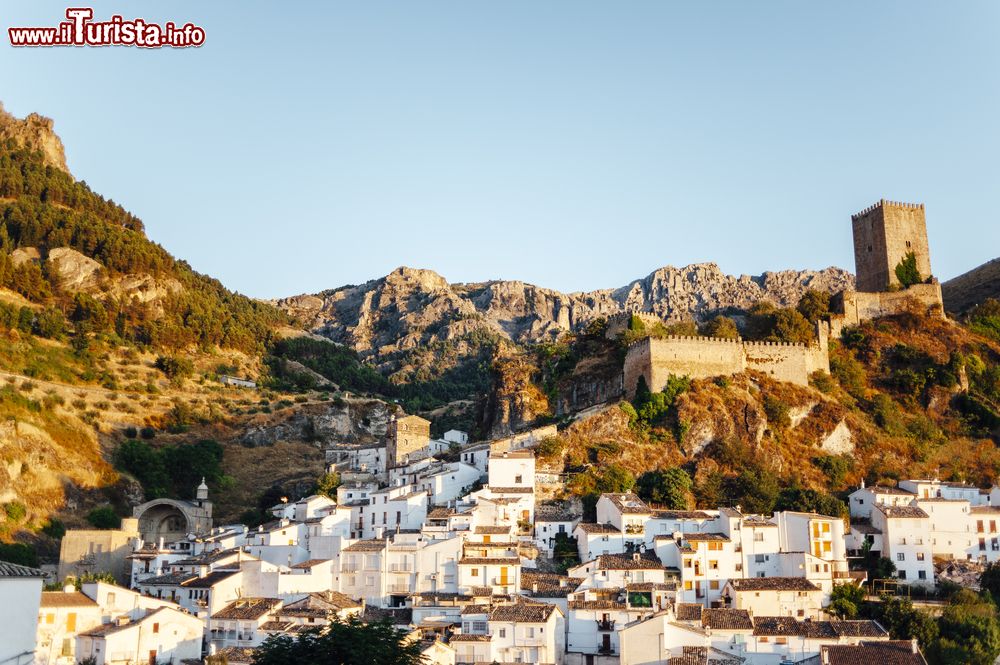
[0,103,69,174]
[277,263,854,370]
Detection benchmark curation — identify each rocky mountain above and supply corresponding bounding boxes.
[277,263,854,370]
[0,103,68,173]
[943,257,1000,315]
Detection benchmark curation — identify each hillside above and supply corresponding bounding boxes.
[944,257,1000,315]
[528,303,1000,516]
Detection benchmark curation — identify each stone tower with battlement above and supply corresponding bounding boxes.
[851,199,932,292]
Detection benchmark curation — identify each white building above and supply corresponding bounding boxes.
[76,606,203,665]
[0,562,45,665]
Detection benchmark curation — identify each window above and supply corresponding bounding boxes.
[499,629,506,638]
[978,520,985,533]
[754,554,766,564]
[754,532,764,542]
[526,627,535,638]
[981,539,988,552]
[471,568,479,577]
[684,581,693,591]
[709,560,719,570]
[916,552,925,561]
[897,553,905,562]
[776,637,788,645]
[472,621,487,632]
[153,622,159,634]
[918,570,927,580]
[515,475,522,484]
[709,580,720,590]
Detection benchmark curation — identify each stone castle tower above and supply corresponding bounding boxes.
[851,199,932,292]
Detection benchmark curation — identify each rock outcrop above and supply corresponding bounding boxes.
[0,103,70,174]
[277,263,854,369]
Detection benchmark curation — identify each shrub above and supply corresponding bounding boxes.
[0,542,38,567]
[763,395,791,429]
[86,506,120,529]
[3,501,27,522]
[894,251,922,288]
[139,426,156,439]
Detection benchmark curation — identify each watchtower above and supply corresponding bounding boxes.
[851,199,932,292]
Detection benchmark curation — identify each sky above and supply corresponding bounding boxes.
[1,1,998,300]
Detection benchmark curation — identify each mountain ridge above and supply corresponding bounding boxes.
[276,262,855,370]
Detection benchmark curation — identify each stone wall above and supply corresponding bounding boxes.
[604,311,665,340]
[622,324,830,397]
[829,283,944,337]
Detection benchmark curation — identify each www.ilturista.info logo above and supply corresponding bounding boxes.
[8,8,205,48]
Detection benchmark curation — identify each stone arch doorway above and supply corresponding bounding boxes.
[134,500,193,544]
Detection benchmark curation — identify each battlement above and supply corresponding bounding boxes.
[851,199,925,221]
[605,310,668,340]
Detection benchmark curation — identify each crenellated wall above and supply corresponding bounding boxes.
[623,323,830,397]
[829,283,944,337]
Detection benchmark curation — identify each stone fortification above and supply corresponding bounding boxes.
[623,323,830,397]
[604,311,666,340]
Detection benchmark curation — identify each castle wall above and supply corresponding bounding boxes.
[623,332,827,397]
[830,283,944,337]
[605,312,664,340]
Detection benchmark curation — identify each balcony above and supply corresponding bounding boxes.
[624,524,645,535]
[388,584,411,593]
[595,619,616,631]
[598,644,616,655]
[341,564,360,572]
[389,564,413,572]
[492,577,513,587]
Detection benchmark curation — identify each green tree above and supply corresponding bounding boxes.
[929,590,1000,665]
[316,472,341,499]
[597,464,636,494]
[86,506,120,529]
[635,468,692,509]
[775,488,846,518]
[699,315,739,339]
[877,595,938,648]
[796,289,831,323]
[980,561,1000,607]
[0,542,39,567]
[895,251,923,288]
[251,616,425,665]
[553,532,580,572]
[728,466,779,514]
[828,583,865,619]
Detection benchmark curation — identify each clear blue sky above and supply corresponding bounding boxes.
[1,1,998,299]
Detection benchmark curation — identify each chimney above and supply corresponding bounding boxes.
[63,583,75,594]
[632,553,640,562]
[532,583,538,593]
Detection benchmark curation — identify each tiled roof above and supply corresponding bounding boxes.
[684,532,730,542]
[279,591,361,616]
[40,591,98,607]
[626,581,675,592]
[344,539,388,552]
[182,570,239,588]
[460,604,490,615]
[140,572,197,586]
[568,599,626,610]
[576,522,620,534]
[728,577,820,592]
[475,526,511,534]
[651,510,714,520]
[213,598,281,620]
[879,506,929,519]
[260,620,295,632]
[822,640,925,665]
[828,620,889,638]
[459,557,520,565]
[604,493,651,514]
[488,487,534,494]
[534,503,579,522]
[743,517,777,528]
[866,486,916,496]
[80,607,170,637]
[489,603,556,623]
[596,552,663,571]
[970,506,1000,515]
[675,603,703,621]
[521,572,583,597]
[702,608,753,631]
[450,633,492,641]
[215,647,259,664]
[361,607,412,625]
[290,558,330,569]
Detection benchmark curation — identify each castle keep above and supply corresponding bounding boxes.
[623,199,944,397]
